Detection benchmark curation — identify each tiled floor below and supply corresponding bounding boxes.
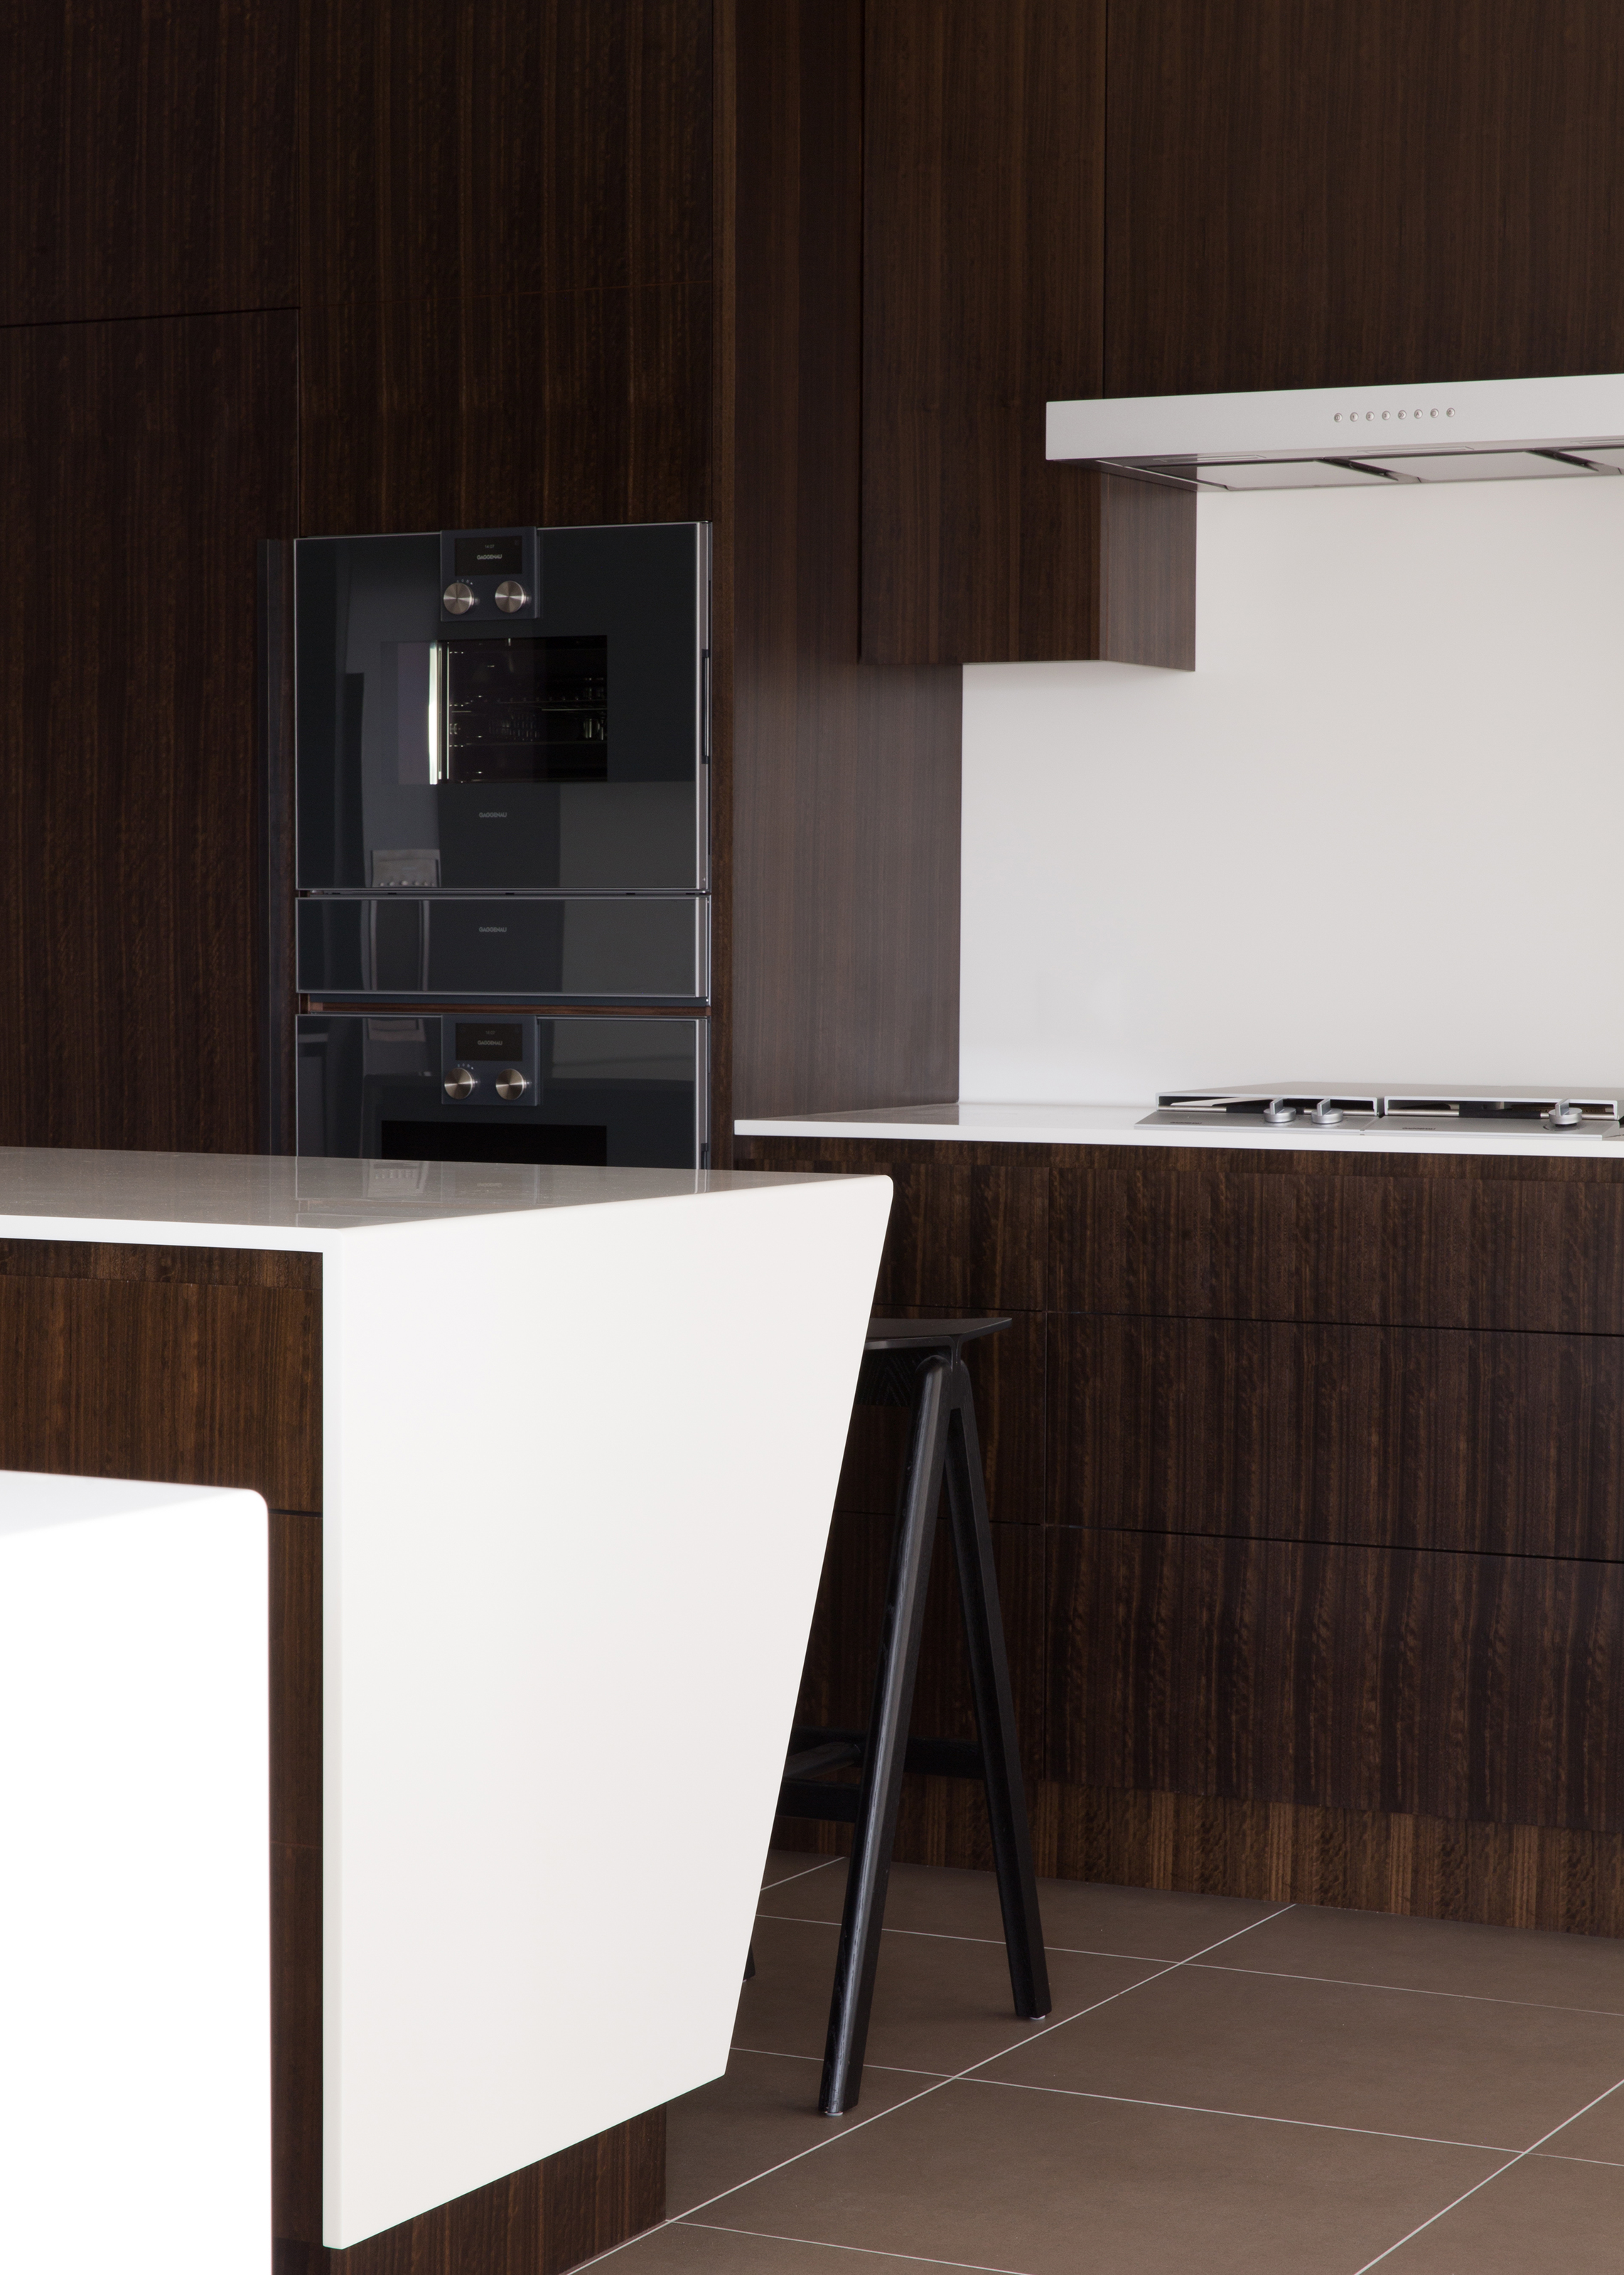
[588,1851,1624,2273]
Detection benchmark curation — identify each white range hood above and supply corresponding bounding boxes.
[1046,373,1624,490]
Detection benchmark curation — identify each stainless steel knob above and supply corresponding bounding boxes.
[494,579,529,614]
[1549,1098,1584,1128]
[494,1067,529,1101]
[443,1066,476,1101]
[1311,1098,1343,1125]
[1262,1097,1296,1125]
[443,580,475,614]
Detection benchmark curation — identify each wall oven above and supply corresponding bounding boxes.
[291,523,709,1170]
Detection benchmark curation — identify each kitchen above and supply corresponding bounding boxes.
[2,5,1623,2273]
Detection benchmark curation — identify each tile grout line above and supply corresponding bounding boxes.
[676,2218,1034,2274]
[957,2075,1515,2153]
[1346,2073,1624,2273]
[569,1901,1299,2268]
[758,1912,1624,2020]
[675,1904,1301,2230]
[760,1856,849,1894]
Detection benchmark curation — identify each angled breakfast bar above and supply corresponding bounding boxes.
[0,1149,891,2272]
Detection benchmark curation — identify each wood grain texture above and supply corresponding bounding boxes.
[1050,1311,1624,1558]
[1106,0,1624,396]
[273,2107,665,2275]
[729,0,962,1117]
[297,1,715,537]
[0,0,296,323]
[839,1308,1045,1527]
[1049,1526,1624,1833]
[0,311,299,1155]
[0,1248,321,1511]
[259,539,298,1155]
[1097,472,1196,670]
[1052,1148,1624,1332]
[735,1142,1049,1311]
[1041,1782,1624,1941]
[860,0,1110,663]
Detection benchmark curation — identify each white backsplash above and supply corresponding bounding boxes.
[960,476,1624,1103]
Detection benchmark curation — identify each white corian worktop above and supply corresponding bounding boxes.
[0,1474,269,2275]
[0,1147,893,2253]
[736,1099,1624,1161]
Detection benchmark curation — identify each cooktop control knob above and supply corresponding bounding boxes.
[1262,1097,1296,1125]
[1549,1098,1584,1128]
[443,1066,476,1101]
[1311,1098,1343,1125]
[443,579,475,614]
[494,1067,529,1101]
[494,579,529,614]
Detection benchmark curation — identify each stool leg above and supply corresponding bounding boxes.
[942,1362,1052,2022]
[818,1355,951,2117]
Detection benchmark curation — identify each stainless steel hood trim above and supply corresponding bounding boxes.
[1047,373,1624,486]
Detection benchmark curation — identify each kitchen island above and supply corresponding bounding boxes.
[737,1102,1624,1944]
[0,1149,891,2271]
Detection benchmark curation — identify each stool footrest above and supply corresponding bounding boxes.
[780,1725,986,1817]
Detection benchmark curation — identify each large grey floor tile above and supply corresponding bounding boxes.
[1374,2150,1624,2272]
[979,1961,1624,2148]
[699,2077,1500,2275]
[736,1913,1161,2078]
[758,1855,1286,1961]
[666,2048,940,2216]
[1205,1902,1624,2015]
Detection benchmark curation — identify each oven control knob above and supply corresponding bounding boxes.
[494,1067,529,1101]
[1549,1098,1583,1128]
[443,579,475,614]
[1311,1098,1343,1125]
[443,1066,476,1101]
[494,579,529,614]
[1262,1098,1296,1125]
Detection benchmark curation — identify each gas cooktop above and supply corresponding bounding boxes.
[1139,1088,1623,1134]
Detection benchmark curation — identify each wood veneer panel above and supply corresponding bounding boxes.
[839,1309,1045,1527]
[273,1836,323,2247]
[861,0,1112,664]
[729,1,961,1117]
[1042,1782,1624,1940]
[0,0,296,323]
[1052,1149,1624,1332]
[1048,1527,1624,1832]
[1097,472,1195,671]
[0,1240,318,1288]
[735,1145,1048,1312]
[1106,0,1624,396]
[301,2,711,309]
[0,1270,321,1510]
[278,2108,665,2275]
[1050,1312,1624,1559]
[0,312,299,1155]
[298,286,714,539]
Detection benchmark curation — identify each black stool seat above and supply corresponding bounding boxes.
[776,1313,1051,2115]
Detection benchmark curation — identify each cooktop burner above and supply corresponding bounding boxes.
[1141,1088,1623,1134]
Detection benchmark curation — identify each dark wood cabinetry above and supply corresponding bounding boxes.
[861,0,1195,668]
[739,1133,1624,1937]
[1106,0,1624,398]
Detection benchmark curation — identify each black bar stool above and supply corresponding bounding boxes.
[777,1315,1050,2116]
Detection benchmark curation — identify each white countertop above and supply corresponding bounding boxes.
[735,1098,1624,1162]
[0,1143,894,2250]
[0,1145,823,1248]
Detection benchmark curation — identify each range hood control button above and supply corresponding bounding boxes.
[444,1066,476,1101]
[494,1067,529,1101]
[1262,1098,1296,1125]
[443,580,475,614]
[494,579,529,614]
